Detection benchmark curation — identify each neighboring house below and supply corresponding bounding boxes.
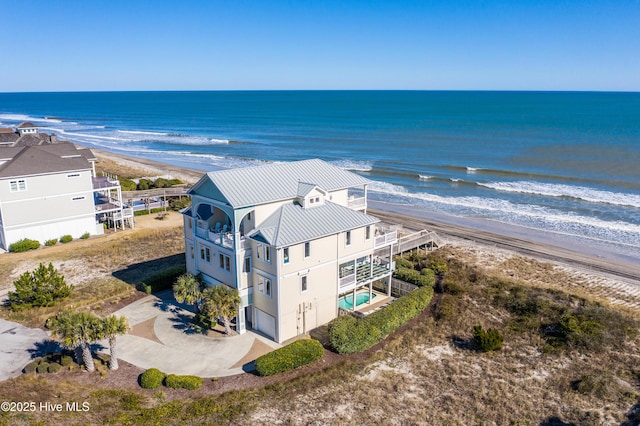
[183,159,397,343]
[0,123,132,251]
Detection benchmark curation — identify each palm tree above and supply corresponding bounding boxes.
[49,310,102,372]
[201,285,241,335]
[47,309,82,364]
[102,315,129,370]
[173,273,203,313]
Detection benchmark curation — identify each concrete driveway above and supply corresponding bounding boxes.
[0,319,56,381]
[109,290,280,377]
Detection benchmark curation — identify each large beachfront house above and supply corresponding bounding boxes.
[183,159,397,343]
[0,123,132,251]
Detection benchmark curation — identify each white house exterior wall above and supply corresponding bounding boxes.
[0,170,96,247]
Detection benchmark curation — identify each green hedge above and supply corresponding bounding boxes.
[255,339,324,376]
[45,239,58,247]
[9,238,40,253]
[394,257,414,270]
[393,267,435,287]
[140,368,166,389]
[328,285,434,354]
[164,374,203,390]
[60,235,73,243]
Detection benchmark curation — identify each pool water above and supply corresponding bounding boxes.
[338,292,377,310]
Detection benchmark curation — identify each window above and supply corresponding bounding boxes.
[304,241,311,258]
[9,179,26,192]
[283,247,290,264]
[314,196,320,203]
[190,244,194,259]
[366,226,371,240]
[244,257,251,273]
[67,173,80,178]
[72,196,85,201]
[188,218,193,229]
[257,244,271,263]
[301,275,308,293]
[258,276,272,297]
[247,212,252,221]
[200,246,211,263]
[346,231,351,246]
[219,254,230,271]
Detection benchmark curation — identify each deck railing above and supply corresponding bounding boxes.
[374,230,397,247]
[347,196,366,210]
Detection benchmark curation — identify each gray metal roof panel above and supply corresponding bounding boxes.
[203,159,371,208]
[248,201,379,248]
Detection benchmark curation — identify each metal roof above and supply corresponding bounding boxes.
[247,201,379,248]
[195,159,371,208]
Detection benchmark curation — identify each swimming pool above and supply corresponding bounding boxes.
[338,291,377,310]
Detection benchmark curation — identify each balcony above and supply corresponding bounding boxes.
[374,230,397,248]
[195,227,250,251]
[347,196,366,210]
[339,257,393,290]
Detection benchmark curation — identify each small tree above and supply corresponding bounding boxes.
[201,285,241,335]
[9,263,72,310]
[102,315,130,370]
[473,325,504,352]
[173,273,203,313]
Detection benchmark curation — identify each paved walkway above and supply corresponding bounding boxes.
[109,290,281,377]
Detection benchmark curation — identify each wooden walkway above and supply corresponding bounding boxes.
[395,229,444,255]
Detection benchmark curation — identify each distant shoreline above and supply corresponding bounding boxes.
[92,145,640,288]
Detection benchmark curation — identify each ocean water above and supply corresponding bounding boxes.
[1,91,639,256]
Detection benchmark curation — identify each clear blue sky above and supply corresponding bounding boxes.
[1,0,638,92]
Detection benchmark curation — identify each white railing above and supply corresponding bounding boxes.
[374,230,397,247]
[339,274,356,288]
[347,196,366,210]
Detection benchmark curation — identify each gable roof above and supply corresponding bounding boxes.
[17,122,37,129]
[0,142,93,179]
[247,201,378,248]
[191,159,370,208]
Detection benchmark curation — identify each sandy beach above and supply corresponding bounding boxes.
[93,148,640,310]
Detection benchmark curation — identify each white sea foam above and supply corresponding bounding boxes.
[117,130,169,136]
[479,181,640,209]
[0,113,63,124]
[209,138,230,144]
[450,178,461,182]
[367,180,640,246]
[418,175,433,180]
[466,167,481,172]
[331,160,373,172]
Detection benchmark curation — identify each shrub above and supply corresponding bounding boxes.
[119,177,137,191]
[434,295,458,321]
[164,374,203,390]
[8,262,72,310]
[137,178,154,190]
[36,362,50,374]
[154,178,171,188]
[393,256,414,270]
[60,355,74,367]
[60,235,73,243]
[473,325,503,352]
[255,339,324,376]
[394,267,435,287]
[47,363,62,373]
[45,239,58,247]
[441,279,464,295]
[328,285,434,354]
[9,238,40,253]
[169,197,191,211]
[140,368,166,389]
[80,232,90,239]
[23,360,40,374]
[168,178,183,186]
